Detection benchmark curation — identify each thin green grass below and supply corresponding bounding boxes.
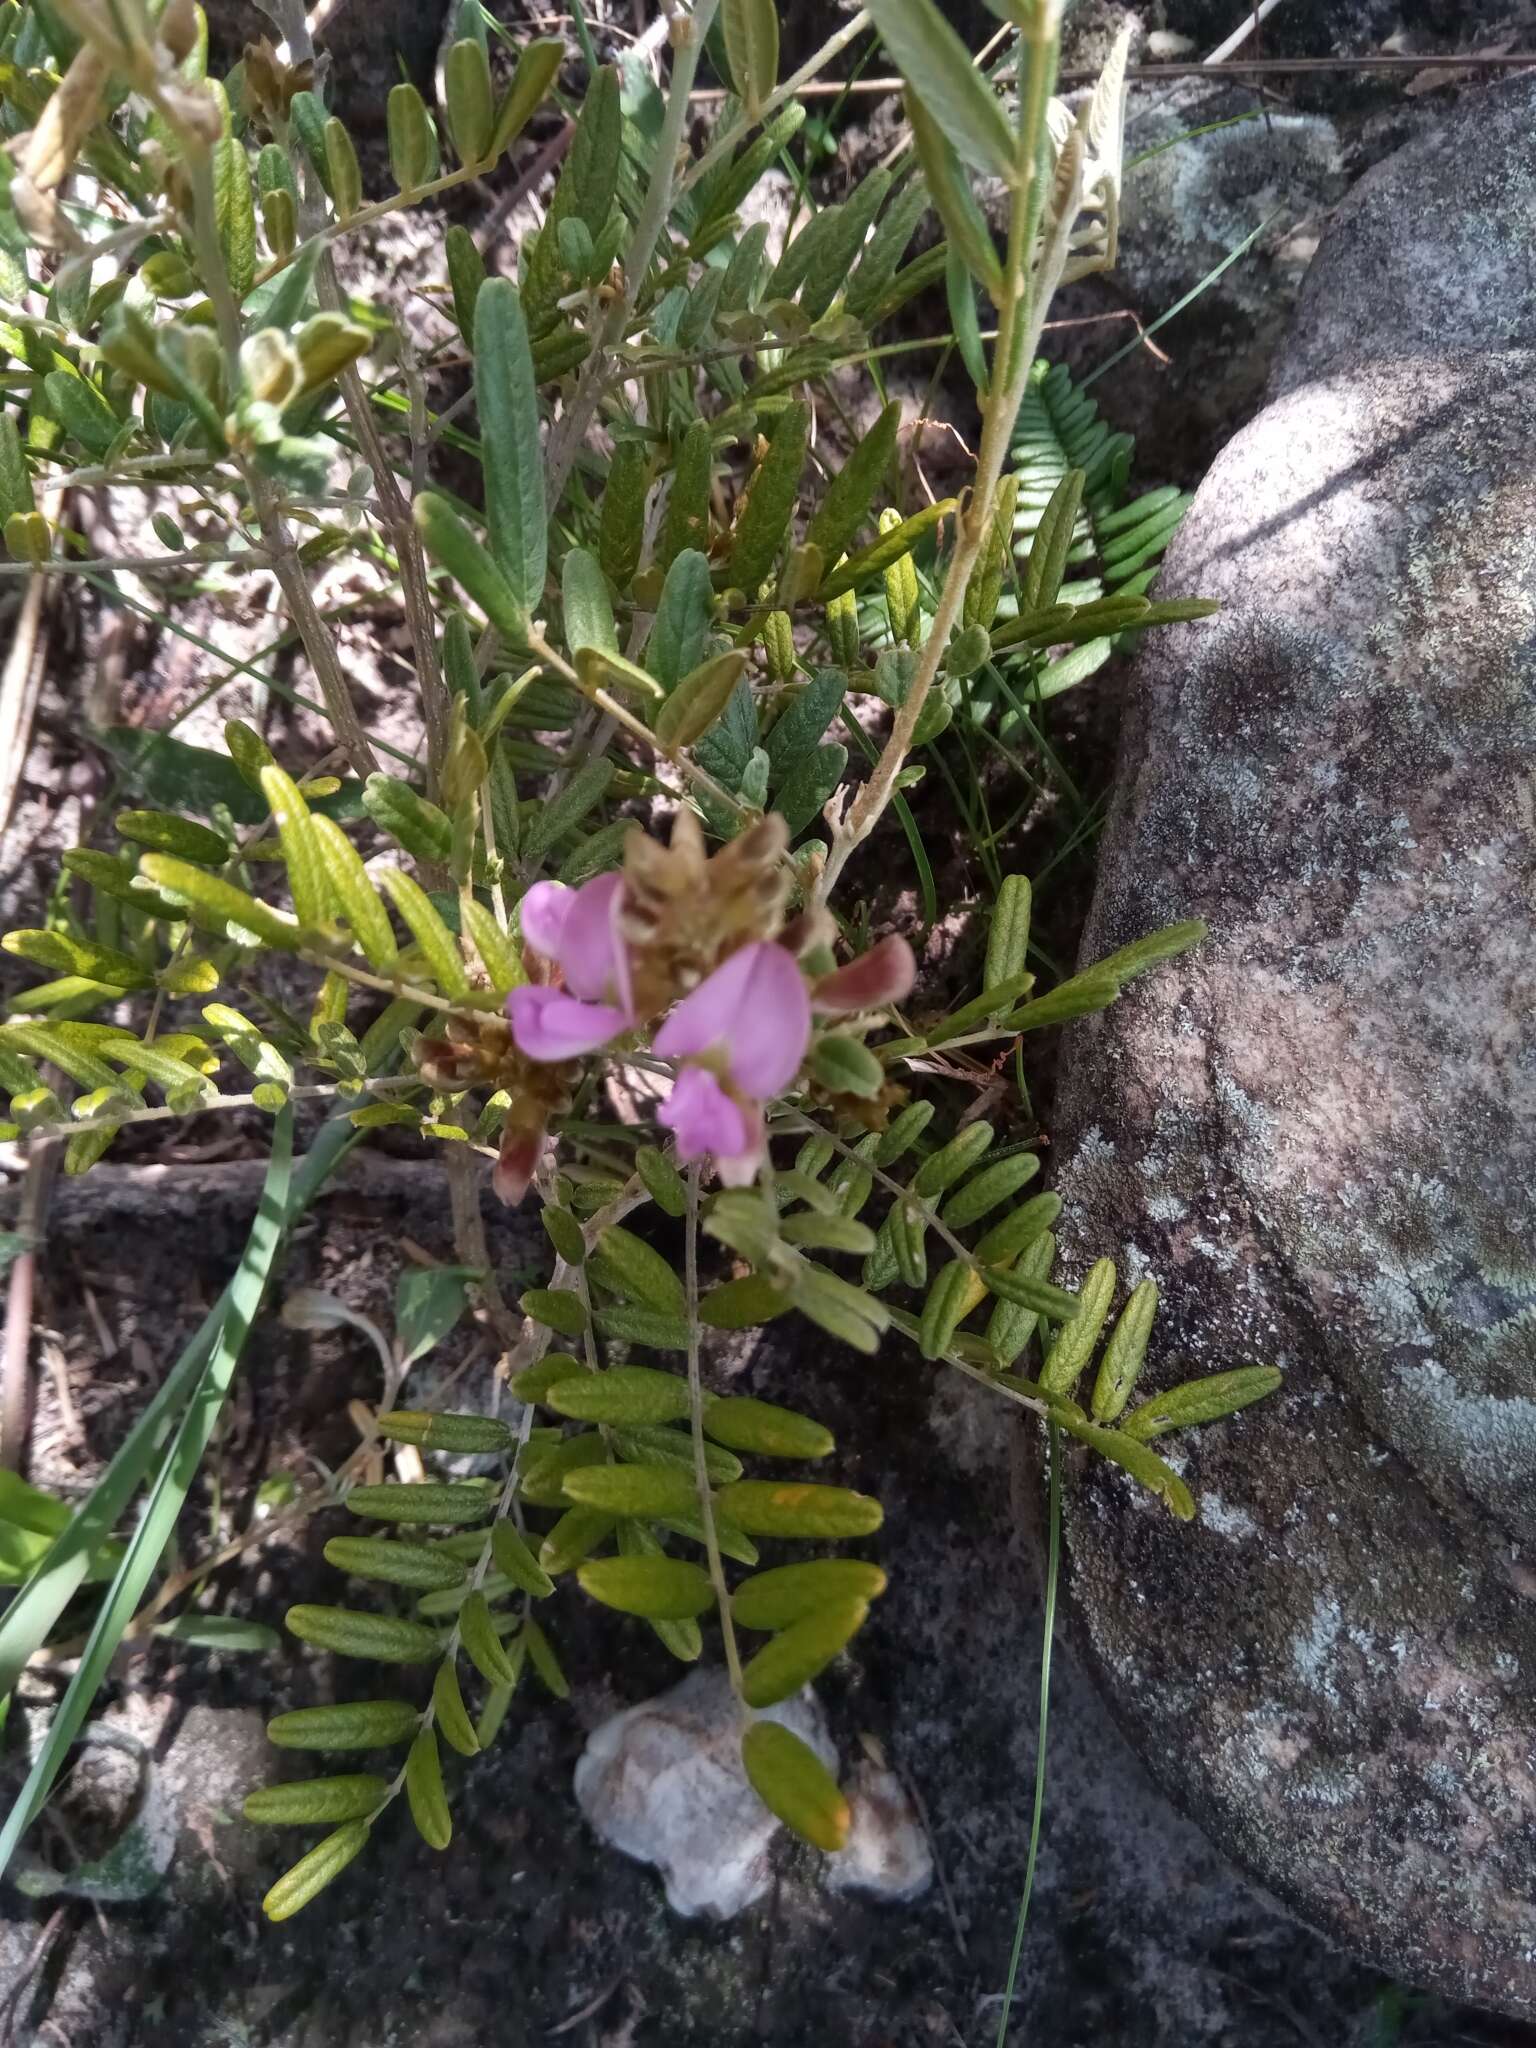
[994,1418,1062,2045]
[0,1108,356,1879]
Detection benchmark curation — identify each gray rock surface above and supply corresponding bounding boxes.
[1052,73,1536,2017]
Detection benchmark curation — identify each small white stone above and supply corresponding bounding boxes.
[825,1759,933,1903]
[574,1668,836,1920]
[1146,30,1197,57]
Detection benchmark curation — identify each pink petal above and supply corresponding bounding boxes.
[658,1066,750,1164]
[519,880,572,962]
[653,945,757,1061]
[561,873,630,1008]
[508,985,629,1061]
[811,934,918,1015]
[653,941,811,1099]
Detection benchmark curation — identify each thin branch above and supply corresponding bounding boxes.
[686,1166,744,1696]
[1,1142,59,1474]
[686,49,1536,97]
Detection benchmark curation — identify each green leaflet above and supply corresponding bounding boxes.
[405,1725,452,1850]
[522,757,613,867]
[3,929,148,991]
[136,855,305,951]
[387,83,438,191]
[845,176,929,325]
[578,1555,714,1620]
[818,498,957,601]
[694,104,806,236]
[246,1777,387,1826]
[1001,920,1207,1032]
[433,1660,480,1757]
[739,1594,868,1708]
[658,419,712,575]
[1056,1415,1195,1521]
[811,1035,883,1098]
[445,224,485,342]
[322,1536,467,1592]
[444,37,494,164]
[763,667,845,780]
[647,549,714,691]
[460,898,522,994]
[488,37,565,160]
[266,1701,421,1751]
[474,280,546,614]
[375,869,469,998]
[700,1269,794,1335]
[309,815,396,970]
[377,1409,513,1453]
[716,1479,882,1540]
[1039,1257,1116,1398]
[868,0,1018,185]
[545,1366,690,1426]
[561,546,618,656]
[985,873,1032,991]
[348,1481,492,1525]
[720,0,779,118]
[654,650,748,748]
[42,370,118,459]
[740,1721,849,1852]
[114,808,230,863]
[598,440,649,588]
[965,472,1019,630]
[562,1463,698,1519]
[801,169,892,322]
[555,64,621,239]
[903,91,1000,300]
[1121,1365,1283,1443]
[414,491,529,641]
[806,402,899,569]
[261,1821,371,1920]
[592,1222,686,1313]
[201,1003,292,1091]
[1021,468,1086,613]
[258,764,329,932]
[1091,1277,1159,1425]
[214,126,256,299]
[361,774,453,868]
[323,118,362,220]
[285,89,327,189]
[728,401,807,596]
[0,415,35,523]
[492,1521,555,1599]
[972,1192,1060,1267]
[703,1396,833,1461]
[732,1559,886,1631]
[940,1152,1039,1229]
[774,741,846,839]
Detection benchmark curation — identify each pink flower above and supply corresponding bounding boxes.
[508,983,632,1060]
[652,940,811,1181]
[510,874,635,1062]
[659,1065,750,1163]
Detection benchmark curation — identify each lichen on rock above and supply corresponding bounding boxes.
[1051,73,1536,2019]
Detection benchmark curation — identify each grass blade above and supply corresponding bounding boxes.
[0,1109,352,1873]
[994,1420,1061,2045]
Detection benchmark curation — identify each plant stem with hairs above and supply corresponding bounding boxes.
[815,0,1066,908]
[543,0,723,510]
[183,149,380,779]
